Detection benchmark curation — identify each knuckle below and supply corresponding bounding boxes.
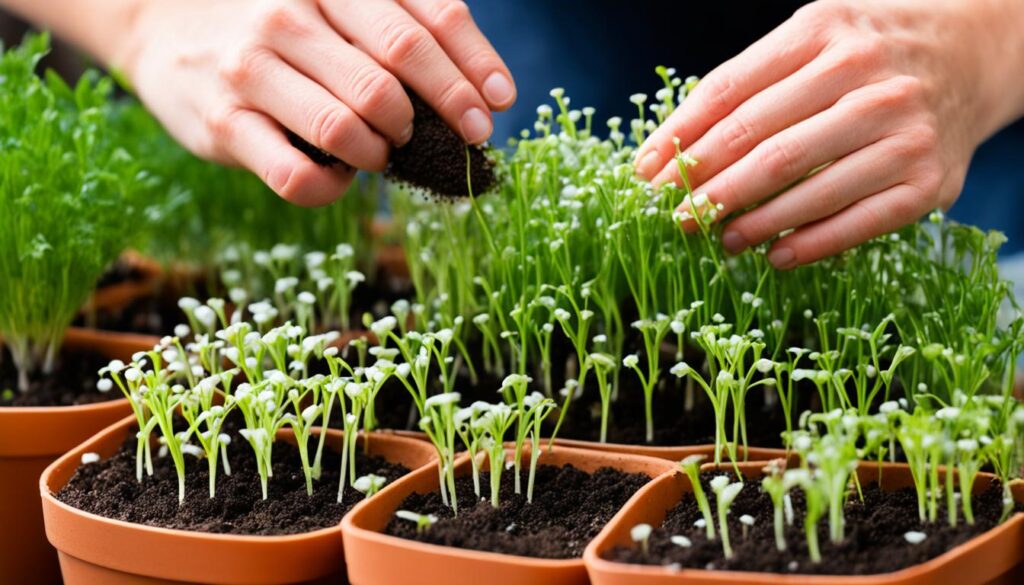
[816,175,846,213]
[851,76,925,118]
[219,46,267,89]
[698,74,738,119]
[758,135,806,181]
[884,75,926,107]
[899,122,941,159]
[432,0,472,32]
[203,106,243,140]
[255,3,307,40]
[432,76,476,113]
[719,114,759,155]
[350,66,402,114]
[381,22,434,68]
[912,160,944,195]
[311,105,356,153]
[850,198,888,236]
[794,1,846,33]
[827,39,883,77]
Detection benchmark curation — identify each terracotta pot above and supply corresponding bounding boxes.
[584,462,1024,585]
[41,418,437,585]
[554,438,788,464]
[342,442,677,585]
[0,329,159,585]
[82,250,164,317]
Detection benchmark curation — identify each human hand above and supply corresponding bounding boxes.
[636,0,1024,268]
[116,0,515,205]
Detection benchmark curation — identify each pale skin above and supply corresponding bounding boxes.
[636,0,1024,269]
[4,0,1024,267]
[0,0,516,206]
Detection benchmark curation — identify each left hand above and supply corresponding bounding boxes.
[635,0,1024,269]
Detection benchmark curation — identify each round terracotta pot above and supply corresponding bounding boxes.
[0,328,159,585]
[40,417,437,585]
[584,462,1024,585]
[341,442,678,585]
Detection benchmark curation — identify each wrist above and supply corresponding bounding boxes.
[101,0,150,88]
[961,0,1024,139]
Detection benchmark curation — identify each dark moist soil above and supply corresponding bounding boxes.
[383,464,649,558]
[361,334,792,449]
[364,322,908,451]
[0,346,118,407]
[286,129,348,169]
[605,470,1023,575]
[76,270,410,337]
[386,92,497,199]
[57,419,410,535]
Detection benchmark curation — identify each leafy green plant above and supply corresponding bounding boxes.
[0,34,158,392]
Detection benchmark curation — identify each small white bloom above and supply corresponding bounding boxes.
[630,523,653,543]
[904,531,927,544]
[670,535,692,548]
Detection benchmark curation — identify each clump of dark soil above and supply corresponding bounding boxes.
[384,464,649,558]
[0,346,118,407]
[605,470,1022,575]
[57,420,410,535]
[387,92,497,199]
[286,129,344,168]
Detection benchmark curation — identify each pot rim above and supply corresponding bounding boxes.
[583,461,1024,583]
[342,442,679,568]
[40,415,438,544]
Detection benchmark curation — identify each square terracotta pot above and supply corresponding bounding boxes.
[341,443,678,585]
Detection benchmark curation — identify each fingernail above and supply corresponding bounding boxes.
[482,73,515,107]
[768,247,797,270]
[722,229,748,254]
[460,107,492,144]
[636,149,661,179]
[397,123,414,147]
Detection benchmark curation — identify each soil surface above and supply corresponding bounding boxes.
[77,268,409,337]
[384,464,649,558]
[387,92,496,199]
[363,326,909,452]
[605,470,1023,575]
[361,343,791,449]
[0,346,118,407]
[57,419,410,535]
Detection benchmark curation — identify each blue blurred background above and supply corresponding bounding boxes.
[469,0,1024,258]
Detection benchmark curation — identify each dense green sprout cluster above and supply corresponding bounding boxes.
[391,68,1022,459]
[0,34,158,391]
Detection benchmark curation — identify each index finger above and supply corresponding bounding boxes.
[635,12,826,181]
[400,0,516,110]
[324,0,494,144]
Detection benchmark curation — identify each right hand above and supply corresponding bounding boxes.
[116,0,515,205]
